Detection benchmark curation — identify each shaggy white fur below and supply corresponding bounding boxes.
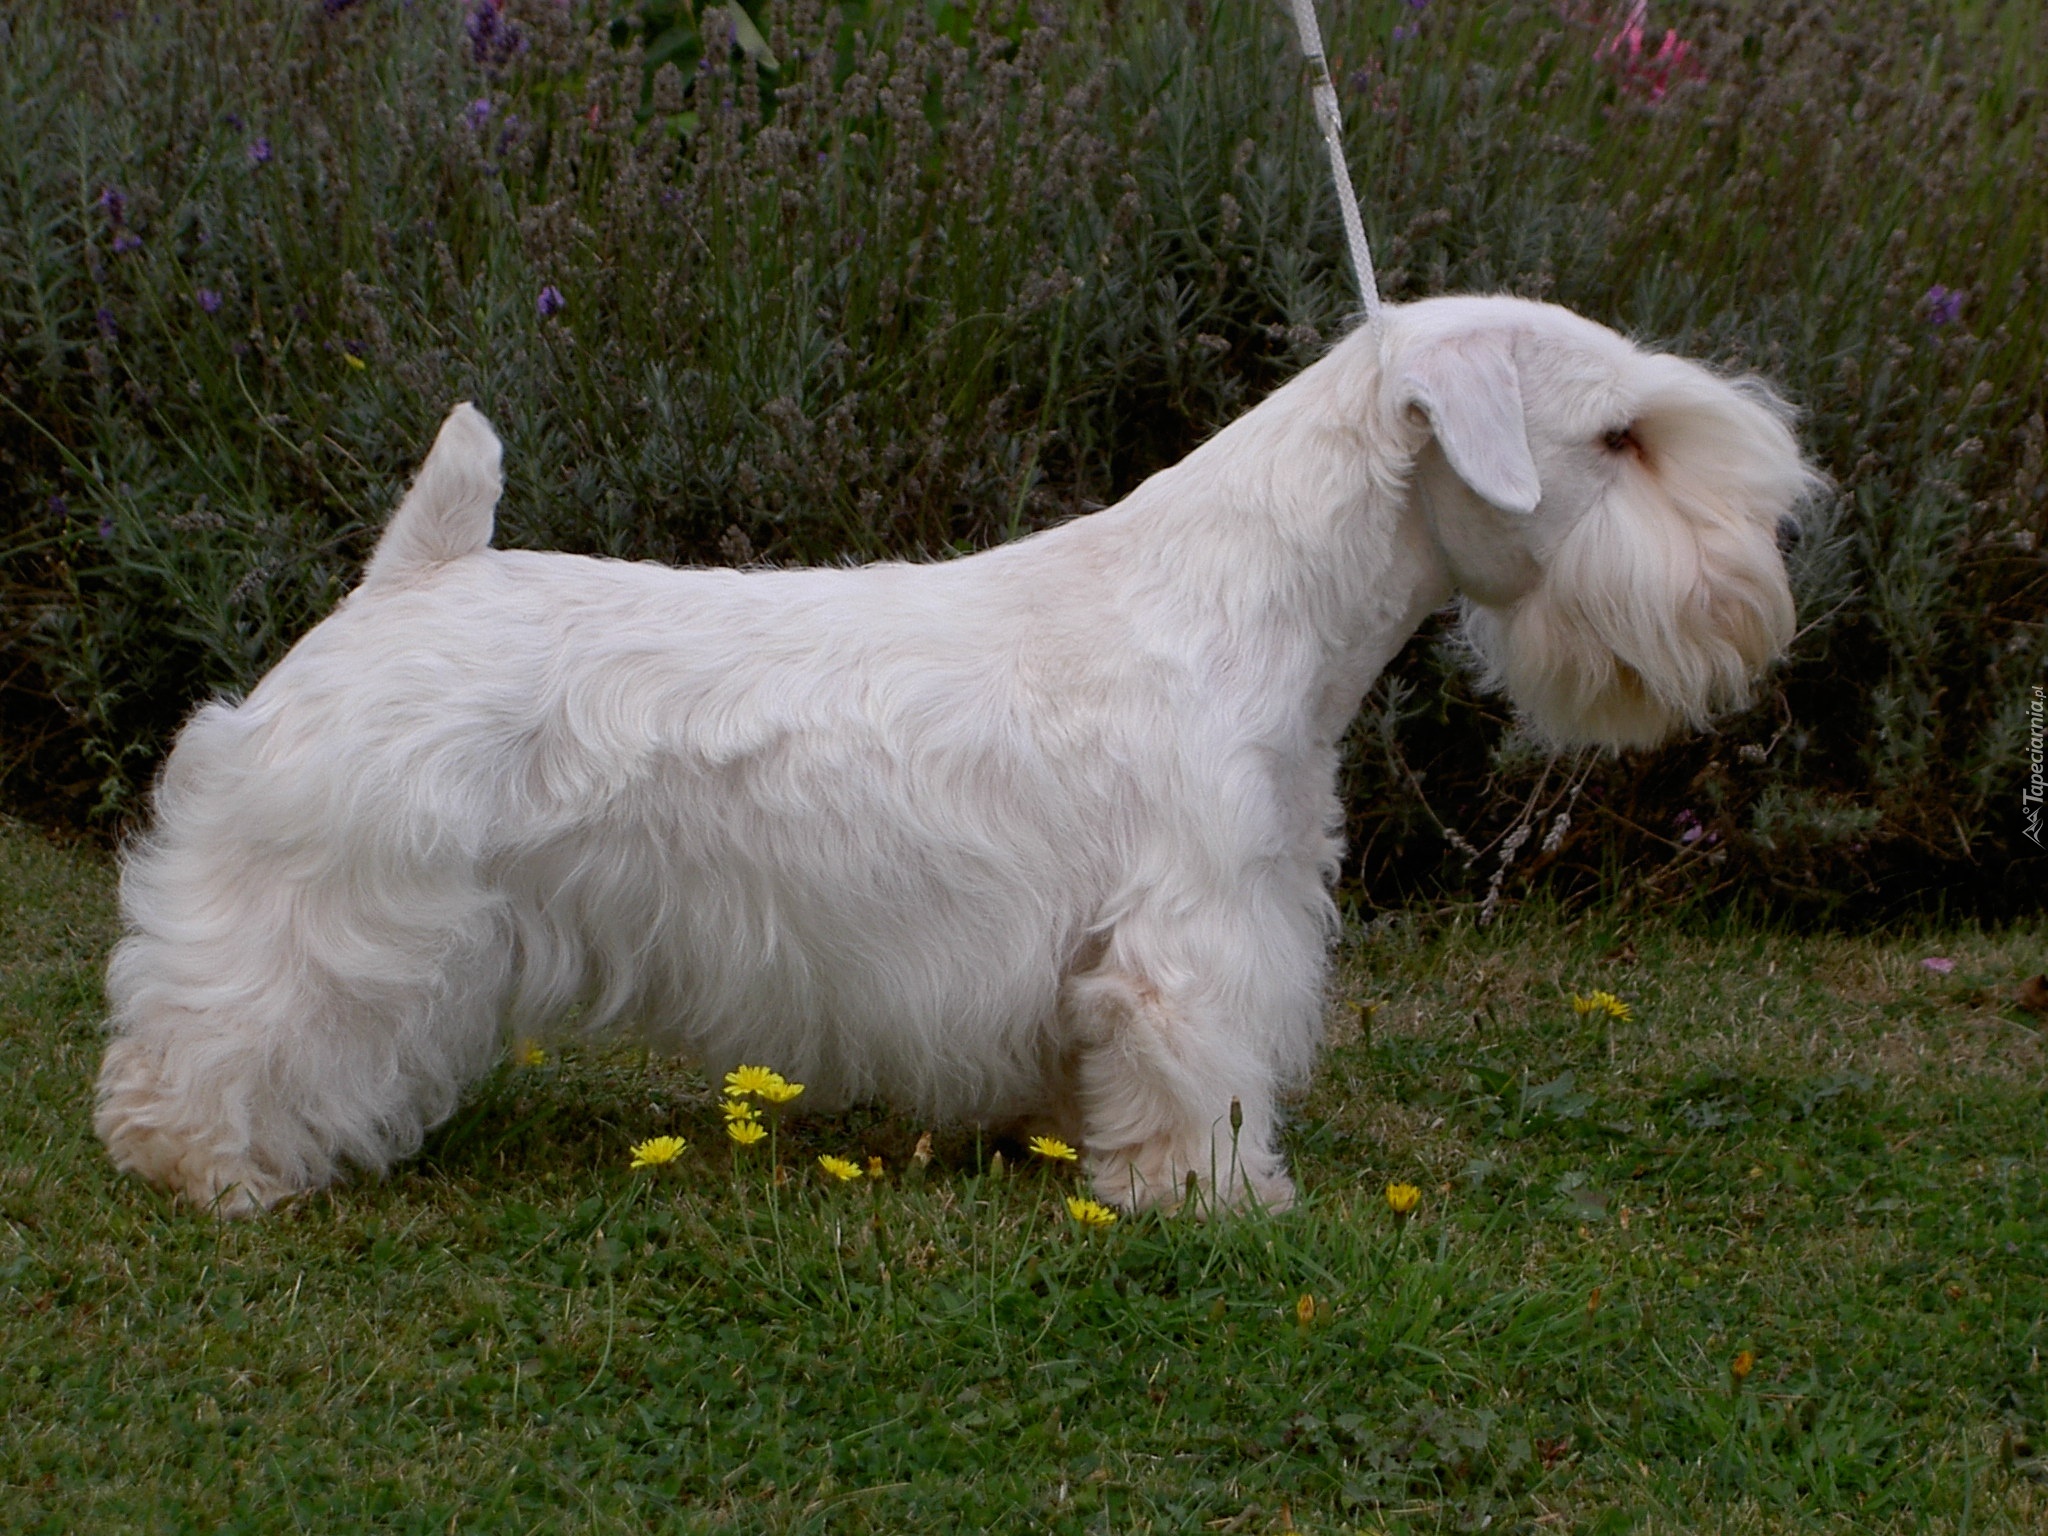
[97,296,1821,1217]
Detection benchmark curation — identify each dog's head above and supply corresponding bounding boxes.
[1388,296,1821,750]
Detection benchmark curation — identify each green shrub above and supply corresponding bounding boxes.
[1,0,2041,914]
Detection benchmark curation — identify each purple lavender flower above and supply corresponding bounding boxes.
[98,514,117,541]
[466,98,494,130]
[247,136,273,166]
[537,284,566,318]
[1393,22,1418,40]
[113,232,143,254]
[96,307,118,339]
[197,288,223,314]
[224,111,245,131]
[466,0,524,68]
[1674,809,1703,844]
[48,495,68,518]
[322,0,363,15]
[97,187,126,224]
[1923,285,1964,326]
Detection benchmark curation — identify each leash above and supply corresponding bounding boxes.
[1284,0,1383,323]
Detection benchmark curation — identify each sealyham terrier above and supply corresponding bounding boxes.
[97,295,1820,1216]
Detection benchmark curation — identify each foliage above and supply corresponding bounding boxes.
[4,820,2045,1529]
[0,0,2042,913]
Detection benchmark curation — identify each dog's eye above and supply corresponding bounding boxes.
[1603,426,1642,456]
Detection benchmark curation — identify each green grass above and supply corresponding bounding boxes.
[2,820,2044,1532]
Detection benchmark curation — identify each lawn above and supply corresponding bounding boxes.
[2,817,2042,1532]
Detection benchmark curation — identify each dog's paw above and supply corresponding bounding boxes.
[1087,1142,1295,1216]
[96,1038,305,1218]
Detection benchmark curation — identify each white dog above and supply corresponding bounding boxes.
[97,296,1819,1216]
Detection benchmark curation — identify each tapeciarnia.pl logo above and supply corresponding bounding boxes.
[2025,684,2045,848]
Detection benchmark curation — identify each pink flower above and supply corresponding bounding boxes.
[1597,2,1702,101]
[1919,957,1956,975]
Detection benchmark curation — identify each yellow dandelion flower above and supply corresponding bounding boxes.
[1028,1135,1079,1163]
[720,1097,759,1122]
[866,1156,884,1179]
[1385,1182,1422,1214]
[629,1135,686,1169]
[819,1155,864,1183]
[1731,1349,1757,1381]
[1065,1196,1119,1228]
[756,1075,805,1105]
[723,1064,782,1099]
[1571,990,1632,1021]
[517,1042,547,1067]
[726,1119,767,1147]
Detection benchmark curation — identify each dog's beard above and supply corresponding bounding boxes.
[1459,476,1796,751]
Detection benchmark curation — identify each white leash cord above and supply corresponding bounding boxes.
[1285,0,1383,323]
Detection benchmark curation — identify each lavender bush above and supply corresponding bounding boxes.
[1,0,2041,915]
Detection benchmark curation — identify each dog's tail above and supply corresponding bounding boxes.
[360,402,503,588]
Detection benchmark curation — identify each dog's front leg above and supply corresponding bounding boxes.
[1059,955,1301,1215]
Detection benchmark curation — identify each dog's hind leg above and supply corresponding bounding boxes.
[97,762,509,1214]
[98,887,508,1215]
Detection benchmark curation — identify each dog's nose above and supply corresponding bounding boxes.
[1775,516,1802,554]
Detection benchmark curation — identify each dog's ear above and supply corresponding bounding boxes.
[1398,332,1542,515]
